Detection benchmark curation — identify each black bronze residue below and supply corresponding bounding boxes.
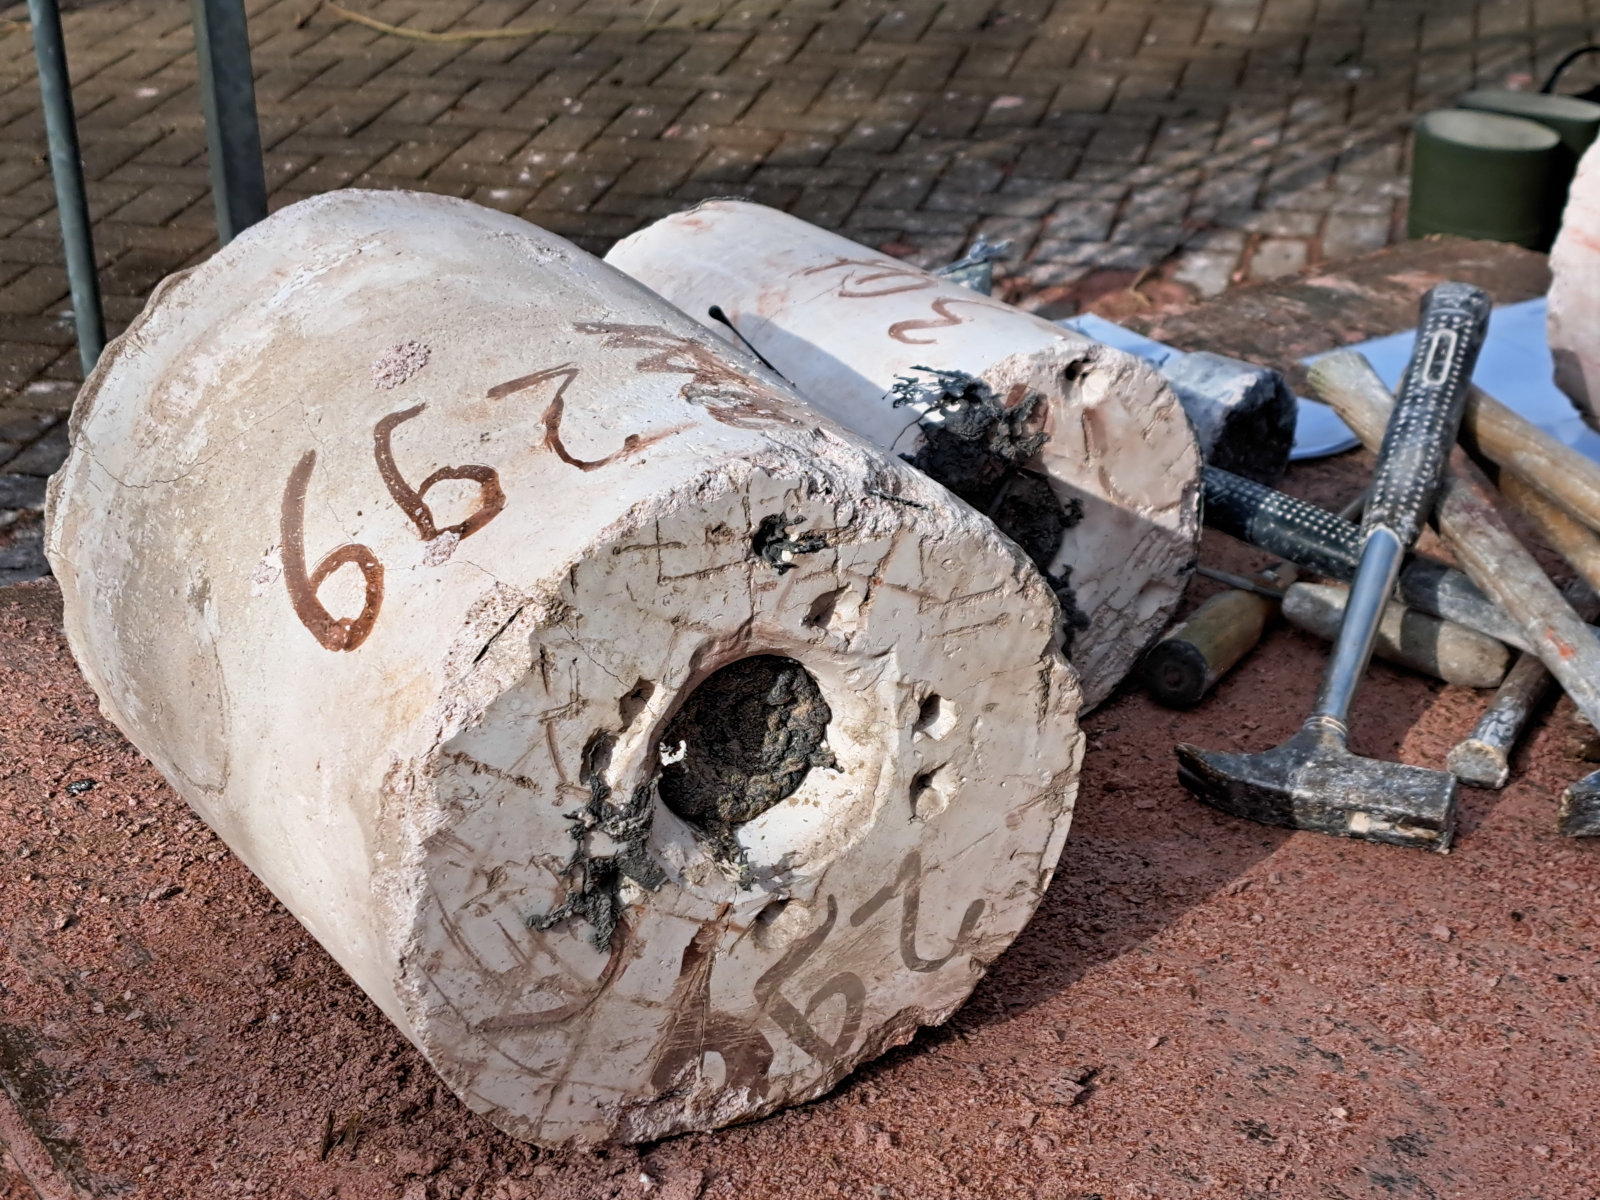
[533,732,665,950]
[751,514,827,574]
[890,366,1090,651]
[658,656,836,878]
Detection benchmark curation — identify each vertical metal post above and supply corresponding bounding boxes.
[27,0,104,377]
[192,0,267,244]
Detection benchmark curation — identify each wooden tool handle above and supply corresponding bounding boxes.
[1446,578,1600,793]
[1447,653,1555,788]
[1310,351,1600,733]
[1559,771,1600,837]
[1143,588,1274,708]
[1282,582,1510,689]
[1501,473,1600,595]
[1467,384,1600,536]
[1455,477,1600,797]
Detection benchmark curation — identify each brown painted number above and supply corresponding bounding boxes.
[373,403,506,542]
[280,450,384,652]
[888,296,973,346]
[849,850,984,973]
[752,895,866,1065]
[489,362,679,471]
[282,406,506,651]
[798,256,1000,346]
[799,255,934,299]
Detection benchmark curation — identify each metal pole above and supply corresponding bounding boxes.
[27,0,104,377]
[192,0,266,244]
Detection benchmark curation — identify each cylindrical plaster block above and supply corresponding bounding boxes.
[44,191,1084,1147]
[1550,138,1600,429]
[604,201,1202,710]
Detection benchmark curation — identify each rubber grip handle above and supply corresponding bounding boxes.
[1201,466,1544,651]
[1361,281,1491,547]
[1201,466,1362,578]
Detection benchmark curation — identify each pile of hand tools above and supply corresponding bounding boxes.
[1151,281,1600,848]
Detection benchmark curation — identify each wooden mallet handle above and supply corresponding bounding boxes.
[1464,384,1600,536]
[1282,582,1510,689]
[1143,588,1275,708]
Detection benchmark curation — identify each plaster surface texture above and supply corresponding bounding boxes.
[1549,138,1600,429]
[605,201,1202,709]
[43,190,1084,1147]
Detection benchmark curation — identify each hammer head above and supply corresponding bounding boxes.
[1558,770,1600,838]
[1176,724,1457,851]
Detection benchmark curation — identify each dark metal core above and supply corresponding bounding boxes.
[1176,725,1458,852]
[889,366,1090,652]
[658,655,834,827]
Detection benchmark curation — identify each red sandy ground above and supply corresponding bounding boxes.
[2,450,1599,1200]
[0,231,1586,1200]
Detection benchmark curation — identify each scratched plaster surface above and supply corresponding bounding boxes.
[42,189,1083,1145]
[607,200,1201,708]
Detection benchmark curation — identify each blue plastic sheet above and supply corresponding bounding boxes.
[1061,297,1597,463]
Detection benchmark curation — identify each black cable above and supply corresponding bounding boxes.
[1541,43,1600,94]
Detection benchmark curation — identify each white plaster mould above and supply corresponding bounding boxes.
[605,201,1202,707]
[1550,139,1600,429]
[44,190,1084,1147]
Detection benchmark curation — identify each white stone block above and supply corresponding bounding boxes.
[1549,139,1600,427]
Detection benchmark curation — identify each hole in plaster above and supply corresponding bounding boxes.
[910,764,952,820]
[619,679,655,730]
[657,656,835,828]
[751,896,791,950]
[914,693,957,740]
[804,587,845,629]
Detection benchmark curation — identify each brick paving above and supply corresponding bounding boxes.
[0,0,1598,578]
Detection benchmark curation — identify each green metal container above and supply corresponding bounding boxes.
[1409,109,1560,249]
[1457,88,1600,245]
[1457,87,1600,160]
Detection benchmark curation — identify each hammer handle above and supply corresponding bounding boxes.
[1500,473,1600,596]
[1466,383,1600,537]
[1283,582,1511,689]
[1361,282,1492,545]
[1201,466,1358,580]
[1202,467,1536,652]
[1446,576,1598,788]
[1450,478,1600,792]
[1311,351,1600,734]
[1309,285,1489,729]
[1559,771,1600,837]
[1143,588,1274,708]
[1446,652,1556,788]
